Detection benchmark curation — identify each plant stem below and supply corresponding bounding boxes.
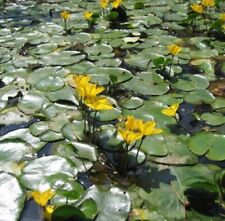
[169,55,174,77]
[64,20,67,31]
[92,111,98,144]
[135,136,145,165]
[119,144,129,176]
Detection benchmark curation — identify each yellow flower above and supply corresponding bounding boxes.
[31,189,55,207]
[161,103,179,117]
[220,13,225,22]
[190,4,204,13]
[100,0,109,9]
[117,116,162,144]
[167,44,182,56]
[222,25,225,30]
[112,0,122,9]
[60,10,71,21]
[84,11,93,21]
[201,0,215,7]
[118,127,143,144]
[44,205,55,221]
[84,96,113,110]
[141,121,163,136]
[77,82,105,99]
[73,75,91,87]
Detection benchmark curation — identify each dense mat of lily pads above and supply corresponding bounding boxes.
[0,0,225,220]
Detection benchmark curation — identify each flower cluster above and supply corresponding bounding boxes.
[117,115,162,144]
[73,75,113,111]
[100,0,122,9]
[190,0,215,14]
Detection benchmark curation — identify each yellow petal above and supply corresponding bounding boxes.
[161,103,179,117]
[100,0,109,9]
[112,0,122,8]
[84,97,113,110]
[190,4,204,14]
[118,127,142,144]
[73,75,91,87]
[44,205,55,221]
[84,11,93,20]
[125,115,144,132]
[167,44,182,56]
[60,11,71,20]
[31,189,55,207]
[201,0,215,7]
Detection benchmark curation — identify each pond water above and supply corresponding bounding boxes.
[0,0,225,221]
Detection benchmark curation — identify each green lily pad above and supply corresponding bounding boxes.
[61,121,85,141]
[52,205,88,221]
[88,67,132,84]
[149,134,198,165]
[69,141,98,161]
[44,174,85,204]
[211,97,225,114]
[52,141,93,173]
[119,96,144,110]
[79,199,98,220]
[184,89,215,105]
[200,112,225,126]
[40,130,64,142]
[0,140,33,162]
[141,135,168,157]
[190,49,218,59]
[95,58,121,67]
[0,107,31,125]
[80,185,131,221]
[188,132,225,161]
[46,86,78,105]
[12,56,38,68]
[41,51,85,66]
[94,107,121,122]
[27,66,65,85]
[0,173,25,221]
[138,182,186,221]
[21,156,78,189]
[123,72,169,96]
[0,128,46,150]
[29,42,58,55]
[29,121,49,136]
[18,92,46,115]
[124,53,151,70]
[171,164,219,192]
[35,76,65,92]
[172,74,209,91]
[84,44,113,59]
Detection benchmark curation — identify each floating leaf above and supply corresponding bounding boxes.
[188,132,225,161]
[21,156,78,189]
[0,173,25,221]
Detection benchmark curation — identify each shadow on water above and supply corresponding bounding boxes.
[0,118,37,136]
[19,199,43,221]
[185,188,225,218]
[0,0,56,29]
[136,165,176,192]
